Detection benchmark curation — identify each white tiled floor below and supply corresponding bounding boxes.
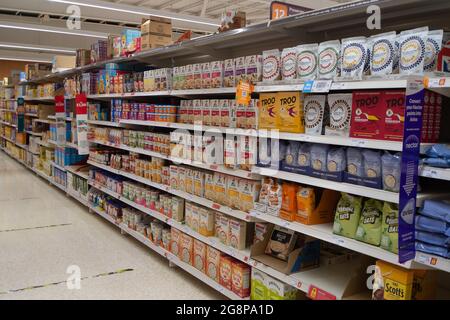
[0,152,223,300]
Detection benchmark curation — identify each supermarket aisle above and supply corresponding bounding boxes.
[0,152,222,300]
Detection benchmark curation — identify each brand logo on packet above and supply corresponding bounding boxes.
[400,36,425,71]
[330,99,351,130]
[372,39,394,72]
[305,100,323,129]
[297,51,317,77]
[343,43,366,72]
[319,48,338,74]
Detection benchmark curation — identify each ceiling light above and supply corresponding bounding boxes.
[48,0,220,27]
[0,22,108,38]
[0,43,76,54]
[0,57,52,63]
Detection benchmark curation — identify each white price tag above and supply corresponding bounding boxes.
[350,139,366,147]
[422,169,438,178]
[311,80,333,93]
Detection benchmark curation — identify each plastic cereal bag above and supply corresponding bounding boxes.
[327,147,346,173]
[381,152,401,192]
[318,40,341,79]
[370,32,396,76]
[325,94,353,137]
[424,30,444,72]
[296,43,319,80]
[356,198,383,246]
[304,95,326,135]
[341,37,368,80]
[362,150,382,179]
[310,144,329,171]
[297,143,311,168]
[263,49,281,82]
[281,47,297,80]
[346,148,364,177]
[399,27,429,75]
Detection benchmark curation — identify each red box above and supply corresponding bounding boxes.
[350,91,384,140]
[382,90,406,141]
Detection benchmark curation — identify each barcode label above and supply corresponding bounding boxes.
[312,80,333,93]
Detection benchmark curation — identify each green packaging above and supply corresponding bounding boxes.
[380,202,399,253]
[250,269,267,300]
[333,193,363,239]
[356,199,383,245]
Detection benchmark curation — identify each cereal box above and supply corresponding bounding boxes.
[214,212,223,238]
[246,99,259,129]
[245,55,263,84]
[186,99,194,124]
[253,222,269,244]
[179,65,186,89]
[267,277,298,300]
[382,90,405,141]
[199,207,215,237]
[223,59,235,87]
[224,135,237,169]
[213,173,227,205]
[206,246,223,282]
[185,202,193,228]
[169,165,179,190]
[210,99,221,126]
[193,63,202,89]
[172,66,179,90]
[191,204,200,233]
[226,176,240,208]
[229,218,250,250]
[238,179,261,212]
[193,99,203,124]
[218,214,230,245]
[350,91,384,140]
[210,60,223,88]
[202,99,211,126]
[235,56,246,83]
[373,260,414,300]
[204,172,215,202]
[259,93,279,129]
[170,228,182,257]
[278,91,304,133]
[281,48,297,80]
[219,256,233,290]
[180,233,194,265]
[236,103,247,129]
[201,62,211,89]
[171,197,184,222]
[193,170,205,197]
[185,64,194,89]
[193,239,207,273]
[237,135,257,171]
[231,261,251,298]
[220,99,237,128]
[177,166,186,192]
[185,168,194,194]
[193,134,203,163]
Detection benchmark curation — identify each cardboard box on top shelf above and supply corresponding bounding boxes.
[36,104,56,119]
[141,16,173,51]
[219,10,246,33]
[295,189,340,225]
[52,55,76,72]
[141,34,173,51]
[25,63,52,80]
[76,49,91,67]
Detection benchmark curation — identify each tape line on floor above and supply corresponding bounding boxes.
[0,223,72,233]
[0,268,134,295]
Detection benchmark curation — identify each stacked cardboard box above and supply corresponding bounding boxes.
[52,55,76,72]
[76,49,91,67]
[25,63,52,81]
[141,17,173,51]
[90,40,108,63]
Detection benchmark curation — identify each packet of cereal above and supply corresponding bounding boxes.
[204,172,215,201]
[245,55,263,84]
[399,27,429,75]
[178,65,186,90]
[202,62,211,89]
[341,37,368,80]
[296,43,319,80]
[239,179,261,213]
[246,99,259,129]
[318,40,341,79]
[223,59,236,88]
[219,256,233,290]
[259,92,279,129]
[210,60,223,88]
[370,32,396,76]
[193,239,207,272]
[278,91,304,133]
[210,99,221,126]
[202,99,211,126]
[170,228,182,257]
[199,208,215,237]
[235,56,246,83]
[231,261,251,298]
[281,47,297,80]
[180,233,194,265]
[193,170,205,197]
[185,64,194,89]
[218,214,230,245]
[206,246,223,282]
[213,173,227,205]
[263,49,281,82]
[226,176,241,208]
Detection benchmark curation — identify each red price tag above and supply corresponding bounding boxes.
[308,286,336,300]
[212,203,221,210]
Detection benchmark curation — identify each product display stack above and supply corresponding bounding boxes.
[1,0,450,301]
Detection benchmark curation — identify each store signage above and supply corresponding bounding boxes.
[270,1,312,20]
[75,93,89,155]
[16,97,25,133]
[55,95,66,145]
[236,80,253,106]
[398,76,425,263]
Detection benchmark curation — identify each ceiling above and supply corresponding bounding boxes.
[0,0,352,63]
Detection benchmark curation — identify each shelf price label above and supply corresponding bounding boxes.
[307,285,336,300]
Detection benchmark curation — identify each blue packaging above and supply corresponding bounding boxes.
[416,215,450,236]
[415,241,450,258]
[415,230,450,247]
[421,200,450,223]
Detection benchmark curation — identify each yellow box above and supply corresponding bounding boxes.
[278,92,304,133]
[259,92,279,129]
[374,260,414,300]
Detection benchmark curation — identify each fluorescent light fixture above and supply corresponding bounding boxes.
[0,43,76,54]
[0,22,108,38]
[0,57,52,63]
[48,0,220,27]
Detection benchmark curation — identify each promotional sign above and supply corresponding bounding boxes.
[16,97,25,133]
[55,95,66,145]
[75,93,89,155]
[398,76,425,263]
[236,80,253,107]
[270,1,312,20]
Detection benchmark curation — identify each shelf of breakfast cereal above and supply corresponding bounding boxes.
[89,138,259,180]
[86,160,253,222]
